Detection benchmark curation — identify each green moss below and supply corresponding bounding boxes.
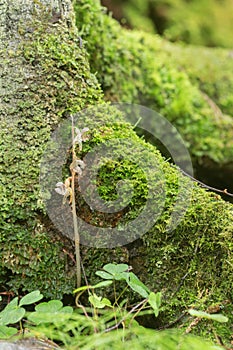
[78,117,233,345]
[102,0,233,49]
[1,2,233,346]
[0,15,102,297]
[149,38,233,118]
[74,0,233,166]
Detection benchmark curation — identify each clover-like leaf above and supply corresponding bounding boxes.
[3,297,18,311]
[19,290,43,307]
[35,300,63,313]
[95,271,114,280]
[27,300,73,325]
[89,294,112,309]
[103,263,129,275]
[0,307,25,326]
[96,263,129,281]
[0,296,26,326]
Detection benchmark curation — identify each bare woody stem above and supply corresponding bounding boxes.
[71,116,81,288]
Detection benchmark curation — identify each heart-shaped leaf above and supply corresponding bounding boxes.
[0,307,25,326]
[96,263,129,281]
[19,290,43,307]
[35,300,63,313]
[103,263,129,275]
[28,300,73,325]
[27,308,73,325]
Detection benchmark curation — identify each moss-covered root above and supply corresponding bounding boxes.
[75,114,232,346]
[74,0,233,167]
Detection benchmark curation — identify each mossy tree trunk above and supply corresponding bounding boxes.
[0,0,102,297]
[0,0,74,298]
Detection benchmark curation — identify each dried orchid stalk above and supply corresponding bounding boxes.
[55,117,89,287]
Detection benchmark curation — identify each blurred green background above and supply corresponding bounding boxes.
[101,0,233,48]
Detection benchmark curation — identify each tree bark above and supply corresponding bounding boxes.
[0,0,72,43]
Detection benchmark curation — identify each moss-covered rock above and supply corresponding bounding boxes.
[75,0,233,169]
[101,0,233,49]
[136,33,233,119]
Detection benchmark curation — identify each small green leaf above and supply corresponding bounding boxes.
[148,292,162,317]
[188,309,228,323]
[0,325,18,339]
[95,271,114,280]
[27,299,73,325]
[35,300,63,313]
[127,272,149,298]
[208,314,229,323]
[0,307,25,326]
[89,294,112,309]
[101,298,112,308]
[103,263,129,275]
[74,281,112,294]
[73,285,90,294]
[96,264,129,281]
[61,306,73,313]
[112,272,128,281]
[92,281,113,289]
[19,290,43,307]
[4,297,18,310]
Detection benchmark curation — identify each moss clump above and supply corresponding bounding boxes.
[74,111,233,345]
[147,37,233,118]
[102,0,233,49]
[74,0,233,167]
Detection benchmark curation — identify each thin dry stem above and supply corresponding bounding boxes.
[71,115,81,288]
